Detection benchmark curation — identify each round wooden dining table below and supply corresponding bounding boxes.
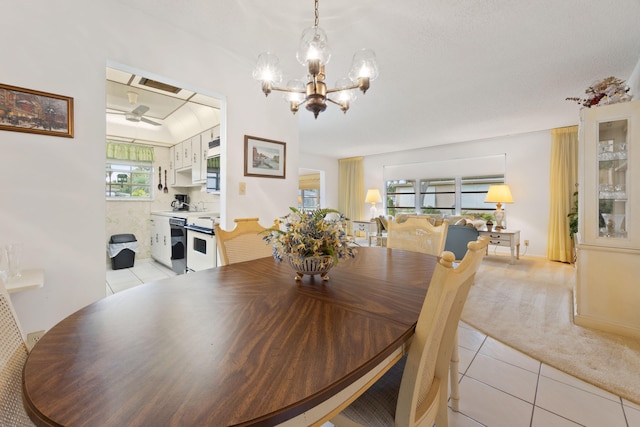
[23,247,437,427]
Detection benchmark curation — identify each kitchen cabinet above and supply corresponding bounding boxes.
[192,134,206,183]
[150,214,172,268]
[575,100,640,339]
[168,146,177,185]
[182,139,192,169]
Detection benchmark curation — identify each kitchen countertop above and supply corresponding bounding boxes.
[151,211,219,219]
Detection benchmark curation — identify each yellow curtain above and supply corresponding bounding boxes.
[547,126,578,262]
[106,141,155,162]
[338,157,364,236]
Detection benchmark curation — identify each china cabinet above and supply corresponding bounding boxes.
[575,100,640,339]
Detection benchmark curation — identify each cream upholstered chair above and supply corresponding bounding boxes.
[331,236,489,427]
[387,217,449,256]
[0,281,35,426]
[214,217,273,266]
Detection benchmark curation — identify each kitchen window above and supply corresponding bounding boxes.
[106,161,153,199]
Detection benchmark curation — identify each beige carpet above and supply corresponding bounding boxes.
[461,255,640,405]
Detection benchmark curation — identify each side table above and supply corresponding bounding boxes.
[352,220,377,246]
[478,229,520,264]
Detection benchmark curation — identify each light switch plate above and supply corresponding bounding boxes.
[239,182,246,195]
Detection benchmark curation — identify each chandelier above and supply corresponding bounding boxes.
[252,0,379,119]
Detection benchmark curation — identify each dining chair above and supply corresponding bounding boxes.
[444,224,480,261]
[214,217,273,266]
[331,236,489,427]
[387,217,449,256]
[0,282,36,426]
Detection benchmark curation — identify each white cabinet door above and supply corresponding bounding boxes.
[192,135,204,183]
[173,142,183,170]
[150,215,172,267]
[168,146,176,185]
[182,139,192,169]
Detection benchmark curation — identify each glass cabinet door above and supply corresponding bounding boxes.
[597,119,627,238]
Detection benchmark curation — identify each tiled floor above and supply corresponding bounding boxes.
[106,258,640,427]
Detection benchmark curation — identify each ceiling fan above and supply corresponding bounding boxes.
[107,90,162,126]
[123,105,161,126]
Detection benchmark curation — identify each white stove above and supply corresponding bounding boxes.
[184,217,218,272]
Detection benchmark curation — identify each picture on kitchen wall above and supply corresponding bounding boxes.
[244,135,286,179]
[0,83,74,138]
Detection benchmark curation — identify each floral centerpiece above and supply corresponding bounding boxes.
[262,207,357,280]
[566,76,632,108]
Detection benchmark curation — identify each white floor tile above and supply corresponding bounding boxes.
[536,375,627,427]
[626,404,640,427]
[458,346,476,374]
[531,407,582,427]
[479,337,540,374]
[625,399,640,411]
[458,325,486,353]
[448,407,484,427]
[457,376,533,427]
[540,364,620,402]
[466,352,539,403]
[131,262,172,283]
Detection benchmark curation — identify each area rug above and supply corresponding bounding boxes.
[461,256,640,405]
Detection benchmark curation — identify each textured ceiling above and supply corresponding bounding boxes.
[118,0,640,158]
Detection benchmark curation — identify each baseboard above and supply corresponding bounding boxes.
[574,313,640,340]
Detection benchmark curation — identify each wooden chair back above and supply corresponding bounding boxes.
[387,217,449,256]
[0,282,34,426]
[331,236,488,427]
[214,218,273,266]
[396,236,488,426]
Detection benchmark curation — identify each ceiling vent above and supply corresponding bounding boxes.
[138,77,182,94]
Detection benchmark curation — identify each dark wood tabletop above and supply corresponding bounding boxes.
[23,247,437,427]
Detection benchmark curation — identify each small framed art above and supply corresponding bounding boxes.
[244,135,286,179]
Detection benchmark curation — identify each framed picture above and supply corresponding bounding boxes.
[0,83,74,138]
[244,135,286,179]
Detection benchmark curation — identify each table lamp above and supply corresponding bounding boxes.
[484,184,513,230]
[365,189,382,220]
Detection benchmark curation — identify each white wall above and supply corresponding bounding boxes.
[363,130,554,258]
[1,1,298,334]
[299,152,340,210]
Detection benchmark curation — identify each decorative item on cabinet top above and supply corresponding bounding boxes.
[566,76,632,108]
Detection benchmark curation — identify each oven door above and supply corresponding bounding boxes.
[186,228,217,272]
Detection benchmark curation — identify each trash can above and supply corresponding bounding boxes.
[108,234,138,270]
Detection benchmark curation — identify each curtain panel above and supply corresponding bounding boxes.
[547,126,578,262]
[106,142,155,162]
[338,157,364,236]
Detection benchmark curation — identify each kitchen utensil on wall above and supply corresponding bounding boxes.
[164,170,168,193]
[158,167,163,190]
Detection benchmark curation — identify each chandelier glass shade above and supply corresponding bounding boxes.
[252,0,378,119]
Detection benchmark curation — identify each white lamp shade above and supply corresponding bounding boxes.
[365,189,382,203]
[485,185,514,203]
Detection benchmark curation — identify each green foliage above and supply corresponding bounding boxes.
[262,207,357,265]
[568,191,579,237]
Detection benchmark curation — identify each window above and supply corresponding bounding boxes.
[419,178,455,214]
[106,161,153,199]
[206,156,221,192]
[386,175,504,217]
[460,175,504,216]
[298,189,320,210]
[386,180,416,215]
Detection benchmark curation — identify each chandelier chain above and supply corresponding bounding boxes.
[314,0,319,28]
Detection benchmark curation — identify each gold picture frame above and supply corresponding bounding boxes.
[0,83,74,138]
[244,135,286,179]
